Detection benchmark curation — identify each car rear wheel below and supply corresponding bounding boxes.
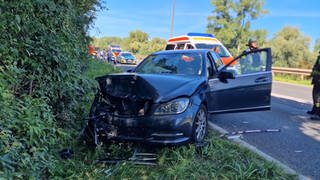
[192,105,208,143]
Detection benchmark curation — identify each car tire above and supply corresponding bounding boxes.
[192,104,208,144]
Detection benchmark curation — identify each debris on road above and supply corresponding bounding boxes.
[97,148,157,166]
[59,148,74,160]
[226,134,242,139]
[221,128,281,139]
[104,168,112,177]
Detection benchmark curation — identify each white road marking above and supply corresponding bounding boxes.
[208,122,309,180]
[271,93,312,104]
[274,81,312,88]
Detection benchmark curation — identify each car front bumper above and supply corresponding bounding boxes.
[120,59,136,64]
[89,103,200,145]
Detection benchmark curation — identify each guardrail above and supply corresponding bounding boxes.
[272,67,312,80]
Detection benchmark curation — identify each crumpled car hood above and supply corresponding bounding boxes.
[96,73,205,103]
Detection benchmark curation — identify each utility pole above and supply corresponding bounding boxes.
[170,0,176,37]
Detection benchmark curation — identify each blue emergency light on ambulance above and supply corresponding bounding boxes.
[187,32,215,38]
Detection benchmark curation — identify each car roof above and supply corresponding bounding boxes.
[152,49,211,55]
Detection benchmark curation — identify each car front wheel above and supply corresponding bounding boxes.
[192,105,208,144]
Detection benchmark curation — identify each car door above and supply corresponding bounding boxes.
[207,48,272,113]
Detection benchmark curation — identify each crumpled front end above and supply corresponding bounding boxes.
[84,74,195,146]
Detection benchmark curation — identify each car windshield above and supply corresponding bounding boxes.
[135,52,202,76]
[195,44,229,57]
[121,53,135,59]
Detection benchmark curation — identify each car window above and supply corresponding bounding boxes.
[121,53,135,59]
[176,43,185,50]
[186,44,194,49]
[195,44,229,57]
[234,51,267,75]
[210,52,224,70]
[206,53,214,77]
[135,53,202,76]
[165,44,175,50]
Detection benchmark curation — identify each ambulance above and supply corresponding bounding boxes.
[108,45,122,62]
[165,33,233,65]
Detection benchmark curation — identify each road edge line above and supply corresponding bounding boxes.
[208,121,310,180]
[274,81,312,88]
[271,93,312,104]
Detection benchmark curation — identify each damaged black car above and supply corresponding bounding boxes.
[84,48,272,146]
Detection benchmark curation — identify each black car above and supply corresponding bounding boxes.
[84,48,272,146]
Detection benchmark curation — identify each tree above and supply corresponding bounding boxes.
[92,31,166,56]
[140,37,167,55]
[268,26,313,68]
[93,36,123,49]
[314,38,320,54]
[251,29,268,47]
[207,0,268,55]
[124,30,149,53]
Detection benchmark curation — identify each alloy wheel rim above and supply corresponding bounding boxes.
[195,108,207,142]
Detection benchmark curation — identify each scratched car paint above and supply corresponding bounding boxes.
[84,48,273,146]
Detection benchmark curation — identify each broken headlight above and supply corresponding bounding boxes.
[154,98,190,115]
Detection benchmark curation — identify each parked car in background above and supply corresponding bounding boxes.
[116,52,137,64]
[84,48,272,147]
[165,33,234,65]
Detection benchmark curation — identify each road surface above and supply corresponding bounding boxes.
[212,82,319,179]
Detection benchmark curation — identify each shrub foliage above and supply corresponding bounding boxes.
[0,0,101,178]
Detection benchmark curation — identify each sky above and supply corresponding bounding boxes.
[90,0,320,47]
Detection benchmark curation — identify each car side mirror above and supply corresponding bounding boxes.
[218,69,235,82]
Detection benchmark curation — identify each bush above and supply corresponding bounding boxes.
[0,0,104,178]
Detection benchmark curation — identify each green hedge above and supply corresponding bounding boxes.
[0,0,103,178]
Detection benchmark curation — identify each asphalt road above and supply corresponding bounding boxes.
[212,82,319,179]
[117,64,318,179]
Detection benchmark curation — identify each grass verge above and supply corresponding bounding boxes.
[50,60,297,179]
[273,74,311,86]
[52,132,296,179]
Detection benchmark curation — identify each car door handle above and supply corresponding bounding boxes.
[255,77,269,83]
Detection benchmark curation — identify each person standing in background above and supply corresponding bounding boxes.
[244,38,258,53]
[309,51,320,120]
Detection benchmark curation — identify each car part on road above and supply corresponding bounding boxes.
[220,128,281,138]
[59,148,74,159]
[97,148,157,166]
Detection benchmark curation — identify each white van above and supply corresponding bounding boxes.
[165,33,234,65]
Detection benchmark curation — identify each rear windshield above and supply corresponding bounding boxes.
[195,44,230,57]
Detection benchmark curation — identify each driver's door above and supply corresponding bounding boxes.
[207,48,272,113]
